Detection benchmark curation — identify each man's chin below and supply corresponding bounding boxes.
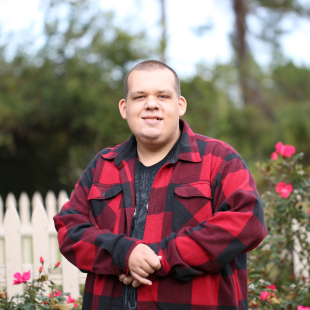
[140,132,161,141]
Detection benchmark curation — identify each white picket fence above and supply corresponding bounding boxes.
[0,190,86,299]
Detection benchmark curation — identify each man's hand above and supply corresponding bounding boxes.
[118,274,142,288]
[128,244,162,285]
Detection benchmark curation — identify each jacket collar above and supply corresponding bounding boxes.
[101,118,201,166]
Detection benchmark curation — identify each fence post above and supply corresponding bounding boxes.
[0,195,5,265]
[58,190,68,213]
[4,198,23,299]
[5,192,17,210]
[58,190,80,298]
[46,191,58,265]
[292,218,310,278]
[19,192,33,265]
[32,192,49,279]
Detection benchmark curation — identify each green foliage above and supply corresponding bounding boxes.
[0,0,151,197]
[272,62,310,102]
[255,0,298,10]
[1,0,310,201]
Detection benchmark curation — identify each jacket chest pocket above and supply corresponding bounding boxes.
[172,181,213,232]
[87,183,123,231]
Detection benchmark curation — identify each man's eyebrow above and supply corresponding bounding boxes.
[132,90,145,93]
[130,91,145,96]
[158,89,171,93]
[130,89,172,96]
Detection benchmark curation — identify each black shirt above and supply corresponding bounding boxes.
[122,134,181,310]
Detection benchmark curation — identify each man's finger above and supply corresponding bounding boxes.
[132,279,142,288]
[118,274,126,282]
[128,244,162,277]
[119,274,143,288]
[145,255,162,271]
[123,275,134,285]
[135,266,150,278]
[131,271,152,286]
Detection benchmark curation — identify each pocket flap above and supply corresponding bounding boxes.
[175,181,211,198]
[87,184,123,200]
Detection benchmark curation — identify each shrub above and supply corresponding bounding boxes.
[0,258,82,309]
[248,142,310,309]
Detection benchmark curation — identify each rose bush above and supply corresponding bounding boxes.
[0,258,81,309]
[248,142,310,309]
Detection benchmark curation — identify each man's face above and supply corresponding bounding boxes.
[119,69,187,148]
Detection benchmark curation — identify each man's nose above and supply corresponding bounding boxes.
[145,96,159,109]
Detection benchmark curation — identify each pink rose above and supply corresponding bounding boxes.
[297,306,310,310]
[13,270,31,285]
[260,290,270,300]
[48,290,62,297]
[39,266,43,273]
[276,182,293,198]
[271,152,278,160]
[282,145,295,157]
[67,295,76,303]
[67,294,78,308]
[40,256,44,264]
[275,142,284,153]
[266,284,276,290]
[55,262,60,267]
[275,142,295,157]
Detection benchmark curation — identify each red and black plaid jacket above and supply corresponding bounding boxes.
[54,119,267,310]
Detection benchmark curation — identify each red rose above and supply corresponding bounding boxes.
[276,182,293,198]
[275,142,295,157]
[260,291,270,300]
[13,270,31,285]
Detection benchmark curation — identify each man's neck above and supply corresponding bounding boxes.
[136,131,180,167]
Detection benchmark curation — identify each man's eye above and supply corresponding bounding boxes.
[134,96,144,99]
[159,95,168,99]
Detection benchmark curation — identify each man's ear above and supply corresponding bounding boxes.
[119,99,127,120]
[178,96,187,117]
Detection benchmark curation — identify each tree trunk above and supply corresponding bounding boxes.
[231,0,274,120]
[232,0,250,104]
[159,0,167,63]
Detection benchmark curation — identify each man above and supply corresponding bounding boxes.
[54,60,267,310]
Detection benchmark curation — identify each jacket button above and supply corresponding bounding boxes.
[101,192,105,196]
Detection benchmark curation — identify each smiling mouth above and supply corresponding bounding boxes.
[143,118,162,121]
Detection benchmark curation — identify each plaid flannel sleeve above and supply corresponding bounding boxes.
[149,151,267,281]
[53,153,143,275]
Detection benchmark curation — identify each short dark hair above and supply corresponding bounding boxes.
[124,60,181,100]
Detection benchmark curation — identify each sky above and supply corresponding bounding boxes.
[0,0,310,77]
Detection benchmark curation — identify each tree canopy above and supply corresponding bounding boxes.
[0,0,310,198]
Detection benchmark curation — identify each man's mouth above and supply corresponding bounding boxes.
[142,117,163,124]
